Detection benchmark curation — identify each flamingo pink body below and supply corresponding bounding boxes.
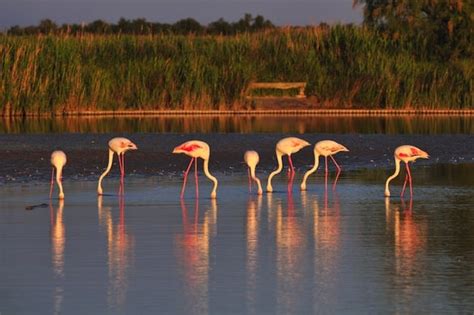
[385,145,429,198]
[97,137,138,195]
[173,140,218,199]
[50,150,67,199]
[244,150,263,195]
[300,140,349,191]
[266,137,310,192]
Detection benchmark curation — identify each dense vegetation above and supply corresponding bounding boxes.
[354,0,473,61]
[0,10,472,115]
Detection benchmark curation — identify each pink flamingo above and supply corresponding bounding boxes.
[50,150,67,199]
[385,145,429,198]
[266,137,310,192]
[300,140,349,191]
[244,150,263,195]
[173,140,218,199]
[97,137,138,195]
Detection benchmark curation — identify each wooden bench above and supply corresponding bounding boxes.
[246,82,307,99]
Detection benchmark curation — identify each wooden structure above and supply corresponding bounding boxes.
[246,82,307,99]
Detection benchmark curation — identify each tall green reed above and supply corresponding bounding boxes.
[0,27,472,116]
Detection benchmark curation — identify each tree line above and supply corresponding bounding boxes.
[6,14,275,36]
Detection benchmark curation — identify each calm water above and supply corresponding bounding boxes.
[1,116,474,314]
[2,115,474,134]
[1,174,474,314]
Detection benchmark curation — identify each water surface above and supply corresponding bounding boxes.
[1,174,474,314]
[1,116,474,314]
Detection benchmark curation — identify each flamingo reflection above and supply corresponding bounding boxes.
[271,193,306,314]
[385,198,427,301]
[310,190,341,311]
[175,199,217,314]
[50,199,65,315]
[97,196,134,311]
[246,196,262,314]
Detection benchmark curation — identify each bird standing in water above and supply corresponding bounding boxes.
[385,145,429,198]
[300,140,349,191]
[97,137,138,195]
[266,137,310,192]
[173,140,218,199]
[50,150,67,199]
[244,150,263,195]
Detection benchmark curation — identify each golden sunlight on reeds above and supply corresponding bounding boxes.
[1,27,472,116]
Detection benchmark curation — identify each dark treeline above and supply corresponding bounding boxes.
[6,14,274,36]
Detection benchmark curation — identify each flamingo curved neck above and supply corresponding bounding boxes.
[249,165,263,195]
[98,149,114,195]
[203,158,218,198]
[300,151,320,190]
[266,151,283,192]
[56,166,64,199]
[385,157,401,197]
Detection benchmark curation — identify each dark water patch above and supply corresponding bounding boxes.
[1,133,474,184]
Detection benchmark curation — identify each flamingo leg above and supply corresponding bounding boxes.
[401,174,408,198]
[194,158,199,199]
[181,158,194,199]
[288,155,295,174]
[406,162,413,198]
[247,167,252,193]
[330,155,342,190]
[49,167,55,199]
[287,170,295,194]
[118,154,124,195]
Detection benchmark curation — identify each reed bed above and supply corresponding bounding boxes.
[1,26,472,116]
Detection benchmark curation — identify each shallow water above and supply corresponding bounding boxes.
[1,171,474,314]
[1,116,474,314]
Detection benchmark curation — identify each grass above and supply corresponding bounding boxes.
[0,26,472,116]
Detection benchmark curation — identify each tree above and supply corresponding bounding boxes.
[38,19,57,34]
[353,0,474,59]
[208,18,234,35]
[173,18,204,35]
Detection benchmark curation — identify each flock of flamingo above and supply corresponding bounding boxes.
[48,136,429,200]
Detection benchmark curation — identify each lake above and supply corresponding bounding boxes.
[1,115,473,314]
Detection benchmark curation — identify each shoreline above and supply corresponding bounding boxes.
[3,108,474,117]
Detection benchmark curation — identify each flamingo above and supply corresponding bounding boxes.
[97,137,138,195]
[385,145,429,198]
[300,140,349,191]
[244,150,263,195]
[266,137,310,193]
[50,150,67,199]
[173,140,218,199]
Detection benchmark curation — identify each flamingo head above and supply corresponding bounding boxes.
[121,140,138,151]
[418,149,429,159]
[299,139,311,149]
